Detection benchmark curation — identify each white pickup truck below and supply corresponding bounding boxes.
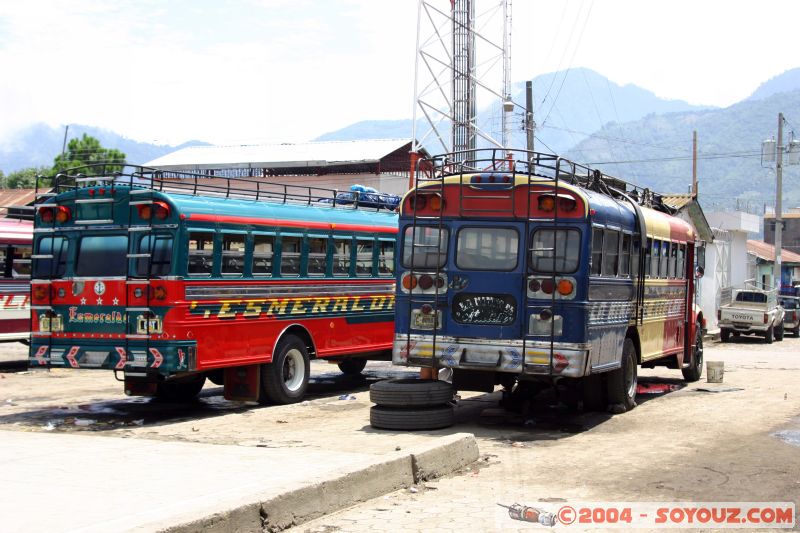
[718,288,785,343]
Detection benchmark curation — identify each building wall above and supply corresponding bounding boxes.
[764,214,800,255]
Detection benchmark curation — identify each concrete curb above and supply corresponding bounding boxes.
[160,432,479,533]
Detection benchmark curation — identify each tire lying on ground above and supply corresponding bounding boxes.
[369,378,454,407]
[370,404,455,430]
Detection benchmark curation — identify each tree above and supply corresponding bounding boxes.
[52,133,126,175]
[4,167,51,189]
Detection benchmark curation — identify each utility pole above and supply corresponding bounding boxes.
[525,81,534,152]
[61,125,69,158]
[775,113,784,292]
[691,130,698,198]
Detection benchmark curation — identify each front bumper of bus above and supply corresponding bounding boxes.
[393,334,589,378]
[29,340,197,376]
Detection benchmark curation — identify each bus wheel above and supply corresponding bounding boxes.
[681,323,704,382]
[337,358,368,376]
[156,374,206,402]
[261,334,310,404]
[607,338,637,412]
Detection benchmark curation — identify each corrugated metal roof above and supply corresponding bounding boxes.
[661,194,694,210]
[0,189,39,218]
[145,139,414,170]
[747,239,800,263]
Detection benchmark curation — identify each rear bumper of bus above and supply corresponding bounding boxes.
[29,340,196,375]
[393,334,589,378]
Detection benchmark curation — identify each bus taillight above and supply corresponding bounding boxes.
[152,285,167,300]
[137,201,170,220]
[553,353,569,373]
[540,279,554,294]
[39,206,70,223]
[401,273,418,290]
[538,194,577,213]
[418,274,434,290]
[32,285,48,302]
[557,279,574,296]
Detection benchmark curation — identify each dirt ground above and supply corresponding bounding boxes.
[1,337,799,531]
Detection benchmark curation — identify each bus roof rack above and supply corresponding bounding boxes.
[35,163,400,212]
[418,148,678,215]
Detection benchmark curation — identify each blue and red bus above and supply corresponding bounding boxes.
[394,149,705,412]
[30,165,397,403]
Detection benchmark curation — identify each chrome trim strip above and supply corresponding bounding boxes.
[185,282,396,300]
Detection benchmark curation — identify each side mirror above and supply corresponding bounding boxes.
[695,265,705,279]
[697,243,706,270]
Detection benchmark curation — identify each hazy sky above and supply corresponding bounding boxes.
[1,0,798,146]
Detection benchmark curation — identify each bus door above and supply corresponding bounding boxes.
[447,222,525,368]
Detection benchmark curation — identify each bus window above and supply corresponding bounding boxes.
[188,232,215,276]
[645,238,652,278]
[11,245,31,278]
[252,235,274,277]
[669,243,678,278]
[660,241,670,278]
[333,238,352,277]
[136,234,173,277]
[532,228,579,273]
[308,237,327,277]
[402,226,448,268]
[356,239,374,277]
[620,233,631,277]
[77,235,127,277]
[33,236,69,278]
[280,236,301,277]
[378,239,394,276]
[590,228,603,276]
[678,244,686,278]
[631,237,640,278]
[650,239,660,278]
[222,234,246,276]
[602,230,619,277]
[458,227,518,271]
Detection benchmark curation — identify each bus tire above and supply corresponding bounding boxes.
[764,326,774,344]
[261,334,310,404]
[681,322,704,382]
[337,358,368,376]
[720,329,730,343]
[370,378,454,408]
[581,374,606,412]
[775,322,785,341]
[156,374,206,402]
[606,338,637,412]
[370,405,454,430]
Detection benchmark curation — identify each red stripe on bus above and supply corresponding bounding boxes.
[186,213,398,234]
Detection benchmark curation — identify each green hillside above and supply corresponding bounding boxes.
[565,90,800,212]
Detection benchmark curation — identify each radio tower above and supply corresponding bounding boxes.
[411,0,515,164]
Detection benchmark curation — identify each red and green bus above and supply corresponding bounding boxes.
[30,165,398,403]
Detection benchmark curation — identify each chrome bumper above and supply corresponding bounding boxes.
[393,333,590,378]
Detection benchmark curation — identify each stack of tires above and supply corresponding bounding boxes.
[369,378,455,430]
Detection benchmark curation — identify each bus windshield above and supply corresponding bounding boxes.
[76,235,128,277]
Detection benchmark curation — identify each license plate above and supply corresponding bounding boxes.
[413,312,438,329]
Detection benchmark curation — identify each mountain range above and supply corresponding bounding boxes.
[3,67,800,212]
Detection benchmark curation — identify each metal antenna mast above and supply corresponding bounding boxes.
[411,0,515,163]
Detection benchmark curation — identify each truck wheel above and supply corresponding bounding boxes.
[337,358,368,376]
[156,374,206,402]
[682,323,704,382]
[370,405,454,430]
[607,338,638,412]
[765,326,774,344]
[794,326,800,338]
[370,378,453,407]
[720,329,730,343]
[261,334,310,404]
[775,322,785,341]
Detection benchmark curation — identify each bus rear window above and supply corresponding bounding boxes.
[456,227,518,270]
[531,229,580,273]
[135,234,173,277]
[34,237,69,278]
[76,235,127,277]
[402,226,448,268]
